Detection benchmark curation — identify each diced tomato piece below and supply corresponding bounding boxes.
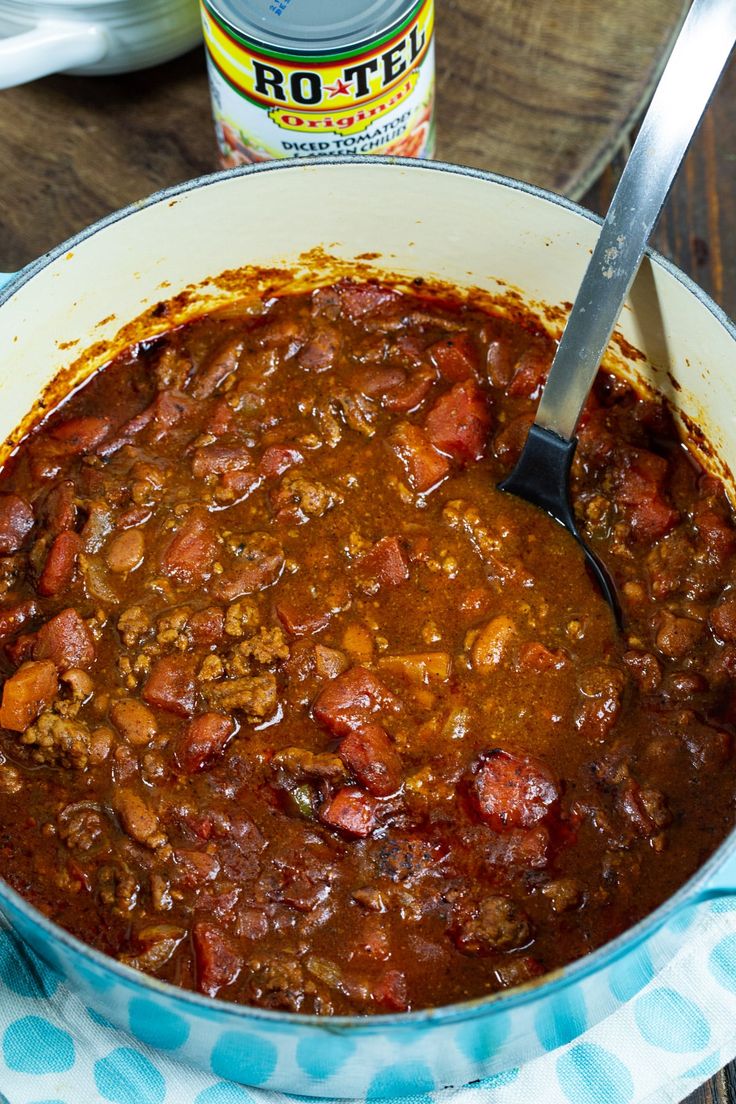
[49,416,110,453]
[357,536,409,590]
[632,496,678,543]
[615,448,678,542]
[428,334,478,381]
[259,445,304,479]
[276,601,331,637]
[493,411,534,465]
[313,666,398,736]
[187,606,225,646]
[692,503,736,562]
[192,921,242,997]
[517,642,568,672]
[171,850,221,887]
[320,786,378,837]
[469,749,560,831]
[338,281,399,319]
[394,333,426,365]
[390,423,450,493]
[161,508,217,586]
[353,915,391,960]
[185,813,214,842]
[143,655,197,716]
[205,398,235,437]
[425,381,490,463]
[5,633,35,667]
[34,608,95,670]
[0,659,57,732]
[214,535,284,600]
[339,724,402,796]
[0,599,37,641]
[176,712,236,773]
[621,448,669,491]
[507,348,551,398]
[219,470,261,499]
[191,444,252,479]
[576,407,617,469]
[196,887,242,920]
[459,588,494,618]
[373,969,409,1011]
[0,493,34,554]
[37,531,82,597]
[501,825,551,869]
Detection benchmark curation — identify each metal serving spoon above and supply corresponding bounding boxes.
[500,0,736,624]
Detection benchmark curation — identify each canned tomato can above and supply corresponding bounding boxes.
[200,0,435,165]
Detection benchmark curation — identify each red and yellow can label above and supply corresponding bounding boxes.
[201,0,435,164]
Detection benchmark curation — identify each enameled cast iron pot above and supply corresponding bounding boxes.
[0,158,735,1097]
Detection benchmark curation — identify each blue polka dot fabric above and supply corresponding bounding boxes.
[0,907,734,1104]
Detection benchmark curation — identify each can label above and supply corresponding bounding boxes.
[201,0,435,165]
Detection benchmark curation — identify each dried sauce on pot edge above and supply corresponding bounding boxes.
[0,275,733,1014]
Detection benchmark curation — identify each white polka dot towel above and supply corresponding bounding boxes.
[0,901,734,1104]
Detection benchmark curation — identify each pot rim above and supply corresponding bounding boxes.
[1,154,735,1031]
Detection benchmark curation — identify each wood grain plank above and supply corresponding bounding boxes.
[0,49,213,270]
[582,55,736,318]
[683,1065,732,1104]
[435,0,688,195]
[0,0,687,273]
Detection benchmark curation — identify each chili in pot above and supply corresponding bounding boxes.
[0,277,732,1015]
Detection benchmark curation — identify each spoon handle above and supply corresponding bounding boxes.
[535,0,736,442]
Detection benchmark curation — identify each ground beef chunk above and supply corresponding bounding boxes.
[452,896,532,955]
[272,472,341,522]
[246,953,324,1013]
[202,672,278,721]
[117,605,151,647]
[18,711,97,769]
[216,533,284,600]
[224,599,260,637]
[98,862,140,915]
[57,802,106,851]
[225,627,289,674]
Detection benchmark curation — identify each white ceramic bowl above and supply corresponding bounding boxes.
[0,159,734,1095]
[0,0,201,87]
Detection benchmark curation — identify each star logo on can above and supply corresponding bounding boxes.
[325,77,354,98]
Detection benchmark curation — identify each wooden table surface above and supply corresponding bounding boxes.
[0,5,735,1101]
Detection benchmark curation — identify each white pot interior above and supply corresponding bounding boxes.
[1,160,734,486]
